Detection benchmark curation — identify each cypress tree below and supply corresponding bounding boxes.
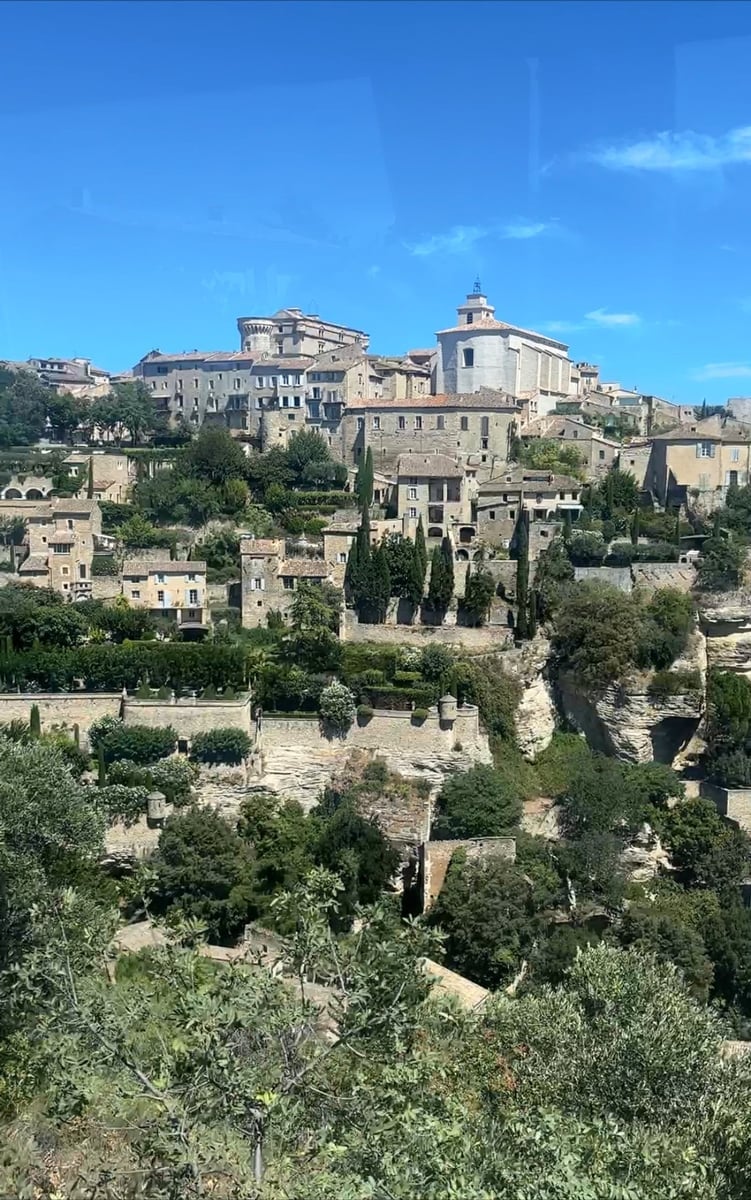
[441,536,455,608]
[427,546,444,610]
[630,507,640,546]
[344,535,359,601]
[700,398,707,419]
[29,703,40,739]
[528,587,538,639]
[72,722,80,748]
[516,515,530,639]
[674,509,681,549]
[405,540,425,609]
[86,456,94,499]
[372,543,391,622]
[415,516,427,580]
[356,447,374,509]
[713,509,723,539]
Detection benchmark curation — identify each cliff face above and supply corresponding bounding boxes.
[557,631,707,766]
[701,598,751,674]
[504,636,557,760]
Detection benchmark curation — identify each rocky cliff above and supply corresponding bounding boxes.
[557,631,707,766]
[701,594,751,674]
[504,636,557,760]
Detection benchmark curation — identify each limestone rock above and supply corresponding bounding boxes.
[504,634,556,759]
[702,598,751,674]
[558,636,706,766]
[620,825,672,882]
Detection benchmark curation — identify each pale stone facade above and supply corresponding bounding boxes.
[64,451,135,504]
[395,452,472,542]
[240,537,332,628]
[342,392,519,478]
[26,356,110,398]
[237,308,368,357]
[121,559,209,629]
[475,468,582,548]
[1,497,103,599]
[435,289,573,398]
[648,415,751,510]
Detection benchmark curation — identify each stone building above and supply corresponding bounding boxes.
[321,514,403,587]
[237,308,368,357]
[525,415,619,479]
[475,468,582,548]
[3,497,104,598]
[240,537,332,628]
[341,392,519,478]
[25,357,111,398]
[435,286,574,398]
[121,559,209,630]
[395,452,473,543]
[648,415,751,511]
[63,451,135,504]
[0,475,54,501]
[133,350,260,432]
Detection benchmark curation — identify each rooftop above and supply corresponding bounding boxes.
[654,415,751,443]
[397,452,463,479]
[436,317,569,352]
[478,468,582,494]
[240,537,282,555]
[18,555,48,573]
[279,559,329,578]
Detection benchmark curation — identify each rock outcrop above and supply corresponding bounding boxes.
[557,631,706,765]
[504,635,557,759]
[701,596,751,674]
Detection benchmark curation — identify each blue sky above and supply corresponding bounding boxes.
[3,1,751,402]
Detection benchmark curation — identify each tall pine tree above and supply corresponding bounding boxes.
[86,456,94,500]
[630,507,640,546]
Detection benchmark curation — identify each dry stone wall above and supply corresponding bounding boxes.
[256,705,491,811]
[0,692,121,741]
[123,695,253,736]
[422,837,516,910]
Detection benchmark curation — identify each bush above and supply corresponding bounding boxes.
[99,723,177,765]
[393,670,422,685]
[91,555,118,577]
[554,582,642,691]
[605,541,635,566]
[357,704,374,720]
[567,530,606,567]
[318,680,356,733]
[0,642,248,693]
[411,707,429,722]
[632,541,679,563]
[189,728,252,766]
[697,534,745,592]
[648,668,702,701]
[432,764,523,839]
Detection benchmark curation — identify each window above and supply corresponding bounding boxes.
[156,573,165,583]
[337,552,347,564]
[256,377,264,388]
[732,447,741,462]
[729,470,739,486]
[462,348,474,367]
[372,415,380,430]
[489,509,496,519]
[481,438,488,450]
[234,378,241,389]
[157,590,165,604]
[398,415,406,430]
[415,416,422,430]
[357,417,365,430]
[282,576,294,590]
[509,509,516,519]
[187,573,196,581]
[250,577,265,591]
[460,416,469,431]
[700,441,713,458]
[436,415,445,430]
[480,416,489,436]
[572,429,578,438]
[188,589,198,605]
[282,374,289,385]
[409,507,417,519]
[61,566,69,576]
[67,518,74,530]
[294,396,301,407]
[52,543,72,554]
[193,378,199,388]
[408,486,418,500]
[176,378,183,391]
[79,564,86,579]
[598,449,605,460]
[466,313,473,324]
[131,589,140,599]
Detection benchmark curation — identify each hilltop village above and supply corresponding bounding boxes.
[6,288,751,1192]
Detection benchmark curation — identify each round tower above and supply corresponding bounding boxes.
[237,318,273,355]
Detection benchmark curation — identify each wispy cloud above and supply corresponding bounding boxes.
[691,361,751,381]
[585,308,641,328]
[502,220,548,240]
[407,219,553,257]
[587,125,751,172]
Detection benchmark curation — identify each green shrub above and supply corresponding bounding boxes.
[318,680,356,733]
[648,669,703,701]
[91,555,118,577]
[357,704,374,720]
[432,765,523,839]
[189,727,252,766]
[633,542,679,563]
[605,541,635,566]
[411,707,429,722]
[393,670,422,685]
[0,641,247,693]
[100,723,177,765]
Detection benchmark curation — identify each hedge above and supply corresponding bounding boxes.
[91,555,118,577]
[359,683,436,711]
[0,642,248,693]
[190,728,252,766]
[647,668,702,701]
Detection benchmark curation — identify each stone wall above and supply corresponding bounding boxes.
[257,705,491,811]
[422,836,516,910]
[91,576,121,601]
[123,694,253,737]
[701,780,751,834]
[701,598,751,675]
[0,692,121,739]
[340,610,512,651]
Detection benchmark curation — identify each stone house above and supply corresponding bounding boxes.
[395,452,473,544]
[0,474,54,501]
[475,468,582,549]
[342,392,520,478]
[321,514,403,588]
[240,537,332,628]
[618,441,653,493]
[648,415,751,511]
[64,451,135,504]
[25,356,111,398]
[435,287,574,398]
[5,497,103,599]
[526,415,619,479]
[133,350,262,434]
[121,559,208,630]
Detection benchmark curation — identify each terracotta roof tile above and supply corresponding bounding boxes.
[397,452,463,478]
[279,559,329,578]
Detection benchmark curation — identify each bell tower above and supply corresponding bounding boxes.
[456,280,495,327]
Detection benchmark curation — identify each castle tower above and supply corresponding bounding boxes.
[237,318,273,355]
